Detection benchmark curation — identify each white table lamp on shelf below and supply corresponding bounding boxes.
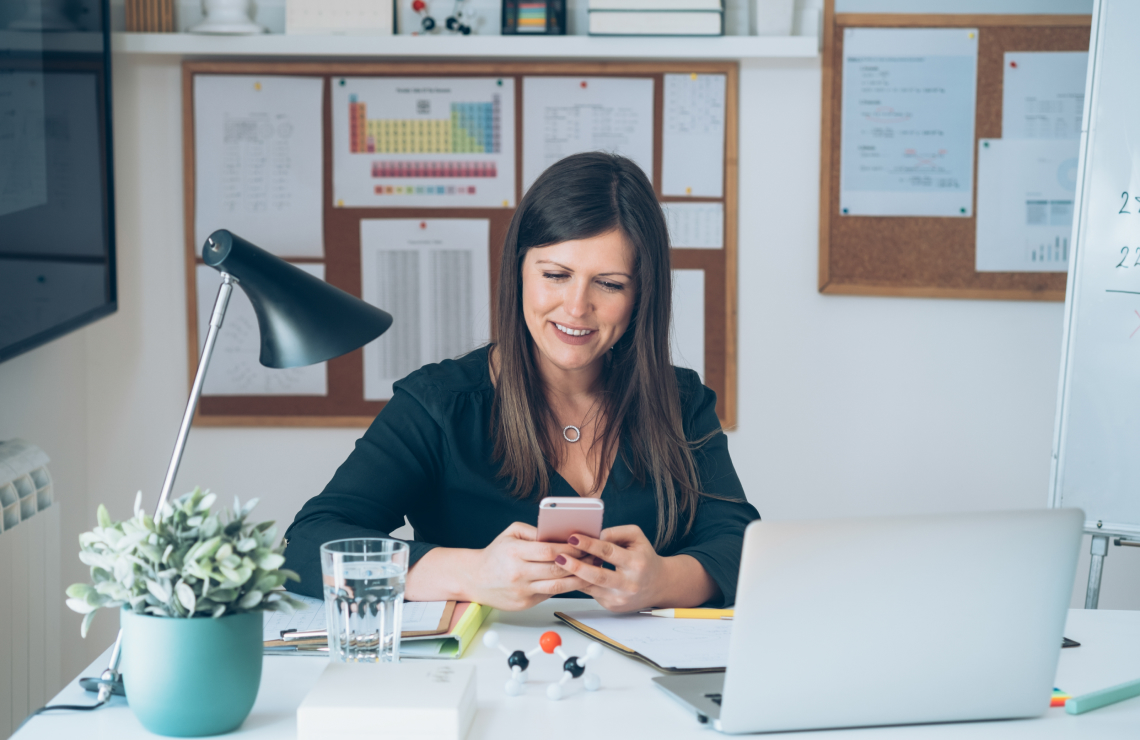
[189,0,264,34]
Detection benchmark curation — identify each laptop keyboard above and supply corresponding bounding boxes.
[704,693,723,706]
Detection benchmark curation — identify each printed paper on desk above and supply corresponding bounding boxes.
[522,77,654,193]
[839,28,978,218]
[194,75,324,257]
[263,593,449,641]
[563,609,731,670]
[360,219,491,400]
[662,73,726,198]
[197,264,328,396]
[1002,52,1088,140]
[975,138,1077,273]
[331,77,516,208]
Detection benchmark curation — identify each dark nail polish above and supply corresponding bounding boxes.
[556,555,566,565]
[568,536,579,546]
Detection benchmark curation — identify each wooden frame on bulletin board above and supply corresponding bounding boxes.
[818,0,1090,300]
[182,61,738,428]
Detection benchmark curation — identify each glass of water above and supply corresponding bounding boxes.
[320,538,409,663]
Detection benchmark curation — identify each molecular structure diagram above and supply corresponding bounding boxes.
[483,630,603,700]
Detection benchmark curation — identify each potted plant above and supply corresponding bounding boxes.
[66,488,304,737]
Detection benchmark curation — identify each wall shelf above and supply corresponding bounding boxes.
[111,32,819,60]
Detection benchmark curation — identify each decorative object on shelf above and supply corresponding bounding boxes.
[502,0,565,34]
[0,438,52,534]
[66,489,306,736]
[286,0,395,35]
[483,630,604,700]
[126,0,175,32]
[189,0,264,34]
[411,0,438,32]
[444,0,475,34]
[587,0,723,36]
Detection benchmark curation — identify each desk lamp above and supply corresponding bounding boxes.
[91,229,393,700]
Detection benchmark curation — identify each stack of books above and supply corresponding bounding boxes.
[588,0,723,37]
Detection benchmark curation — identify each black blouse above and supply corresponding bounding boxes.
[283,346,759,607]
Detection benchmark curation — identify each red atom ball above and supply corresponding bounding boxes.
[412,0,426,11]
[539,631,562,653]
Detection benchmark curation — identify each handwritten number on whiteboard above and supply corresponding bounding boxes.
[1122,192,1132,214]
[1118,246,1130,268]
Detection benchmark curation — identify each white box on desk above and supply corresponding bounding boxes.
[297,661,476,740]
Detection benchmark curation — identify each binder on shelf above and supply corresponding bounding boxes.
[587,10,724,36]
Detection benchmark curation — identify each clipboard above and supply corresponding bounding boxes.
[554,612,725,675]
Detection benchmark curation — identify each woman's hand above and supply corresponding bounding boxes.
[408,522,589,611]
[553,525,718,612]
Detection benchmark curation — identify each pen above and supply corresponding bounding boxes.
[638,609,734,619]
[1065,677,1140,714]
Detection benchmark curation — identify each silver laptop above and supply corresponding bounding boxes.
[654,509,1083,734]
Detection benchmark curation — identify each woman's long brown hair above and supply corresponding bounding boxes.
[491,152,706,549]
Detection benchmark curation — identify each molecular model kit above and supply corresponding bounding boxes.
[483,630,603,700]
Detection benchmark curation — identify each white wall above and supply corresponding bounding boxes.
[0,331,104,688]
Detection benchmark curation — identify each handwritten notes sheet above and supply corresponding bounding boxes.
[360,219,491,400]
[840,28,978,218]
[522,77,654,192]
[194,75,324,257]
[662,73,726,198]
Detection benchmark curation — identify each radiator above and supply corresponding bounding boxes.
[0,440,61,739]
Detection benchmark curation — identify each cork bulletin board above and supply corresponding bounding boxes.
[182,61,738,428]
[819,0,1091,300]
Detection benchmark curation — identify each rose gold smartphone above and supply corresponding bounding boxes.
[536,497,604,543]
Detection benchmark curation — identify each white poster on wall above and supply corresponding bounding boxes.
[193,75,325,257]
[662,73,726,198]
[522,76,654,193]
[332,77,516,208]
[360,219,491,400]
[840,28,978,217]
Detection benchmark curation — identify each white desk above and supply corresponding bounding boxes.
[18,602,1140,739]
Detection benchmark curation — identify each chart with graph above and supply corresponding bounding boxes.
[333,77,516,208]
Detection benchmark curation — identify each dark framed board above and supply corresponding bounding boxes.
[819,0,1091,300]
[182,61,738,427]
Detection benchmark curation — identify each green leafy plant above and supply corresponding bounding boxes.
[66,488,304,637]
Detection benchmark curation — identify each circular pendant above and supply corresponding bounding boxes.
[562,425,581,443]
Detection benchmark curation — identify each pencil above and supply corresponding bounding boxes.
[639,608,734,619]
[1065,677,1140,714]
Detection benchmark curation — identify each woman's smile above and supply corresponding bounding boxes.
[522,229,637,378]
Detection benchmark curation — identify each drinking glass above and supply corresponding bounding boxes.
[320,538,409,663]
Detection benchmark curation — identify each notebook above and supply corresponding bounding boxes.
[555,610,729,674]
[264,594,492,659]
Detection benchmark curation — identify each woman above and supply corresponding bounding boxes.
[283,152,759,612]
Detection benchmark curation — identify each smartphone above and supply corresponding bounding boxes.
[536,497,604,543]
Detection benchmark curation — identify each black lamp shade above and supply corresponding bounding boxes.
[202,229,392,369]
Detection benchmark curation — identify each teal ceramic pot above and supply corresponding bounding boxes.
[120,609,262,737]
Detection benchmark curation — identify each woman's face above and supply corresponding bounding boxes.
[521,229,637,378]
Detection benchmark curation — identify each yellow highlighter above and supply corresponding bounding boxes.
[639,608,733,619]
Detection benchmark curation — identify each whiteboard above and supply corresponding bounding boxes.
[1051,0,1140,537]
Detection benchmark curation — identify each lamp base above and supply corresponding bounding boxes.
[79,674,125,697]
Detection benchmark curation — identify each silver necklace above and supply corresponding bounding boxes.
[562,425,581,443]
